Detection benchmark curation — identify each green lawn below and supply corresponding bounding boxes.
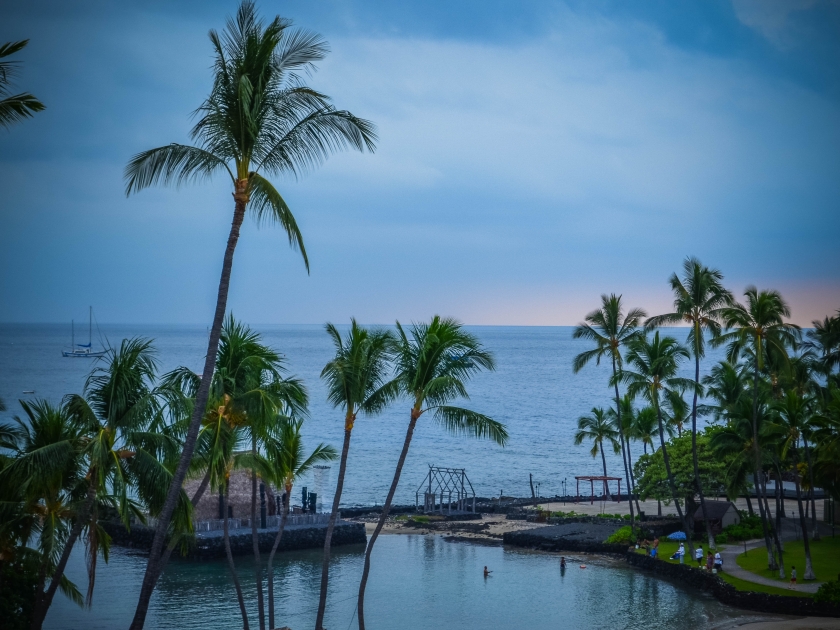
[735,536,840,584]
[717,572,811,597]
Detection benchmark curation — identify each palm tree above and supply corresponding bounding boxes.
[609,396,642,514]
[718,287,800,570]
[315,321,393,630]
[356,317,507,630]
[617,332,696,553]
[30,339,174,630]
[263,416,335,630]
[709,396,770,518]
[662,388,689,438]
[575,407,621,498]
[772,390,816,579]
[124,5,376,624]
[699,361,749,423]
[805,311,840,376]
[632,406,660,455]
[573,294,646,530]
[0,400,86,624]
[647,257,732,551]
[0,40,45,129]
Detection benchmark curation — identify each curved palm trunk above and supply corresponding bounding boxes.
[131,193,248,630]
[610,358,634,530]
[750,363,777,570]
[30,481,96,630]
[357,411,419,630]
[793,453,815,579]
[599,438,611,497]
[803,437,820,541]
[654,398,694,557]
[251,439,265,630]
[153,469,213,583]
[267,493,290,630]
[316,426,352,630]
[224,485,250,630]
[625,437,642,516]
[692,351,716,551]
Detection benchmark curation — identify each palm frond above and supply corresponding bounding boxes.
[124,144,232,195]
[248,172,308,271]
[433,406,508,446]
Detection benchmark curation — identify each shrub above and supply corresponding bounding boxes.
[815,580,840,605]
[605,526,637,545]
[715,533,729,544]
[717,515,769,542]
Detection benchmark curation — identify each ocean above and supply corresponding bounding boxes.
[0,323,722,507]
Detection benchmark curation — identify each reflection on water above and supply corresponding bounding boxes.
[45,534,758,630]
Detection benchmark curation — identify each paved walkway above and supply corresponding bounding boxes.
[718,537,822,594]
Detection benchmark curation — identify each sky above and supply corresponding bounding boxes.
[1,0,838,326]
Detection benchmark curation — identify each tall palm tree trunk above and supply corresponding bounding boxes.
[30,481,97,630]
[132,195,248,630]
[357,411,419,630]
[625,437,642,516]
[750,365,777,570]
[267,494,290,630]
[761,474,785,578]
[692,351,716,550]
[316,425,352,630]
[611,360,633,528]
[599,438,611,498]
[803,437,820,541]
[251,438,265,630]
[224,483,249,630]
[654,401,694,557]
[793,465,815,580]
[745,493,755,516]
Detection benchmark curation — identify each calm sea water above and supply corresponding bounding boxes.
[0,324,723,506]
[45,535,756,630]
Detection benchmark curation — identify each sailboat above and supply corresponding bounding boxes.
[62,307,106,358]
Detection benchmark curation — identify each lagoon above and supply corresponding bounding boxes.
[45,534,761,630]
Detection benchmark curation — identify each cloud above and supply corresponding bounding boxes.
[732,0,822,47]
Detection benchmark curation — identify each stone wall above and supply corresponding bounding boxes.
[184,469,279,522]
[101,520,366,560]
[625,553,840,617]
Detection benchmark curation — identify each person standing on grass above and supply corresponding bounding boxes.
[706,552,714,572]
[696,545,704,567]
[790,566,797,590]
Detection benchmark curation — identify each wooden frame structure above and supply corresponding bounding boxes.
[575,475,622,504]
[416,465,476,514]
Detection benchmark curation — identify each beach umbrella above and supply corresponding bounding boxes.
[667,531,686,540]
